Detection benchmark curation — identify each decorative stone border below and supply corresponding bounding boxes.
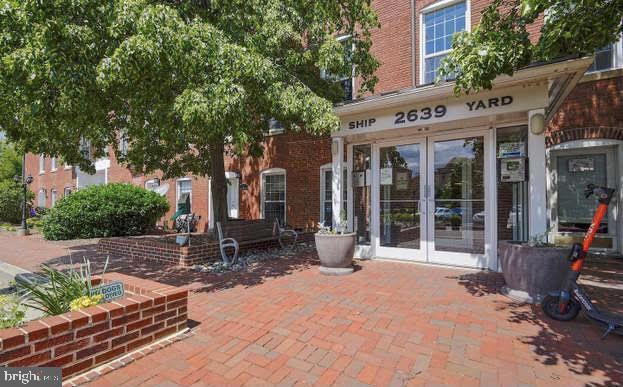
[0,273,188,379]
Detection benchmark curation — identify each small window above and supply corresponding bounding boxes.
[38,189,46,208]
[319,165,348,226]
[145,178,160,191]
[64,187,72,196]
[50,157,57,171]
[261,169,286,225]
[587,44,614,73]
[39,155,45,173]
[119,132,130,157]
[421,1,468,84]
[176,178,192,213]
[266,118,285,136]
[50,190,58,207]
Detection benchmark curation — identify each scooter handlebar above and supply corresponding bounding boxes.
[584,184,596,198]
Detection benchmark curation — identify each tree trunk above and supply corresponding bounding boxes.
[209,141,229,227]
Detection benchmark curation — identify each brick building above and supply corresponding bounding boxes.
[27,1,623,265]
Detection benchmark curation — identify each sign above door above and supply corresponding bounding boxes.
[334,83,548,138]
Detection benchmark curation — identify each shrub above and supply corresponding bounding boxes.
[41,183,169,240]
[0,294,25,329]
[0,180,33,224]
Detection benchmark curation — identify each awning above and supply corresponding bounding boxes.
[332,57,593,141]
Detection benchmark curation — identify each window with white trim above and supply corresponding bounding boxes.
[261,169,286,225]
[39,155,45,173]
[421,0,468,84]
[321,36,354,102]
[587,34,622,73]
[64,187,72,196]
[176,178,192,212]
[319,165,348,226]
[38,189,46,208]
[50,157,57,171]
[50,189,58,207]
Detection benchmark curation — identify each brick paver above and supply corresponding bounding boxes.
[1,232,622,386]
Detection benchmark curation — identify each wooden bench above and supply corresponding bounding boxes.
[216,219,298,264]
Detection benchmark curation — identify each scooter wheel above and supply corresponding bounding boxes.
[542,295,581,321]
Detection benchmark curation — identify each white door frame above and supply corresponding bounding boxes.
[425,129,496,269]
[372,137,427,261]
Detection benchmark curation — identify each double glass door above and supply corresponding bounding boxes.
[372,131,491,268]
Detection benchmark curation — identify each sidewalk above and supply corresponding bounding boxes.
[1,232,622,386]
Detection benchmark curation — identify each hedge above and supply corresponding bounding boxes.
[41,183,169,240]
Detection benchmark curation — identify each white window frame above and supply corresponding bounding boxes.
[50,157,57,172]
[176,177,193,210]
[50,189,58,207]
[586,34,623,73]
[38,189,46,208]
[64,187,72,196]
[419,0,471,85]
[321,35,356,101]
[39,155,45,174]
[260,168,286,224]
[319,163,348,225]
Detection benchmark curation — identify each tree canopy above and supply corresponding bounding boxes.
[0,0,380,222]
[439,0,623,93]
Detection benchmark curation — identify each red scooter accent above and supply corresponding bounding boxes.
[542,184,622,339]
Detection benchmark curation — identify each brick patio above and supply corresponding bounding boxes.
[1,232,622,386]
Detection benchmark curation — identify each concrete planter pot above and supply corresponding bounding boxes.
[314,233,356,275]
[498,241,570,303]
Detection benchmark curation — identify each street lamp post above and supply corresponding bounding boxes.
[15,153,33,236]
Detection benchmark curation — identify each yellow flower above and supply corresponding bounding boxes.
[70,294,104,311]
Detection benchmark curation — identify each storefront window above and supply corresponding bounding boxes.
[320,166,347,226]
[353,145,371,245]
[496,126,529,242]
[379,144,422,249]
[557,153,608,233]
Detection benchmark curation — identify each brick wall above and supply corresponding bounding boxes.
[98,232,316,266]
[0,275,188,379]
[547,76,623,146]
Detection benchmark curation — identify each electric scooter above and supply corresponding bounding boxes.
[542,184,623,339]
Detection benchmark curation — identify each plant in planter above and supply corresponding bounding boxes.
[498,229,570,304]
[315,211,356,275]
[17,257,109,316]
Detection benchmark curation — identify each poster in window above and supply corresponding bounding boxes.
[568,158,594,173]
[498,142,526,158]
[500,158,525,182]
[396,172,409,190]
[380,168,393,185]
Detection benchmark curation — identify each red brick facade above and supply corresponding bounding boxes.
[25,1,622,234]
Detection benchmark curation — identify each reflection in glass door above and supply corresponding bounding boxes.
[376,142,424,260]
[428,135,488,267]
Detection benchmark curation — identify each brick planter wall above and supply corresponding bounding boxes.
[98,232,316,266]
[0,274,188,379]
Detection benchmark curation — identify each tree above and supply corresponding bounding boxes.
[0,141,22,182]
[438,0,623,94]
[0,0,380,225]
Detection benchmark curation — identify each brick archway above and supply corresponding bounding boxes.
[546,126,623,147]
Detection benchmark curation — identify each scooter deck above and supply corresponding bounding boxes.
[585,309,623,337]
